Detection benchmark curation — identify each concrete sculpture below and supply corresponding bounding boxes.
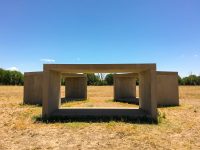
[114,71,179,107]
[24,72,43,105]
[23,63,179,121]
[24,72,87,104]
[42,64,157,120]
[156,71,179,106]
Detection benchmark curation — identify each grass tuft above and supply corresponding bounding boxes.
[157,111,166,123]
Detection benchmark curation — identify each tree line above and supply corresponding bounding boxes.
[0,68,200,86]
[0,68,24,85]
[178,75,200,85]
[85,73,200,86]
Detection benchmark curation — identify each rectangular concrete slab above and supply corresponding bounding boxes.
[53,108,146,118]
[62,73,87,78]
[65,76,87,99]
[23,72,43,105]
[139,69,157,119]
[157,71,179,106]
[114,73,137,102]
[44,64,156,73]
[42,70,61,117]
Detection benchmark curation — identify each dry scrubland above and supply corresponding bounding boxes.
[0,86,200,149]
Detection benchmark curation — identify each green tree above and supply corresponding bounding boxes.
[105,74,113,85]
[3,70,11,85]
[0,68,4,84]
[136,77,139,85]
[61,77,65,85]
[0,69,24,85]
[86,73,100,85]
[198,76,200,85]
[188,75,199,85]
[178,75,182,85]
[181,75,199,85]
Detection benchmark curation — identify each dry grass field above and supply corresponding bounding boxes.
[0,86,200,149]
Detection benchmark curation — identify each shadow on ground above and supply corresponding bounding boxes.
[33,115,159,124]
[61,97,86,103]
[115,98,139,105]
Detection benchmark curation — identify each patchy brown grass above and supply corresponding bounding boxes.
[61,86,138,108]
[0,86,200,149]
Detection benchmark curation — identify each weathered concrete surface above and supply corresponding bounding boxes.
[65,74,87,100]
[139,69,157,119]
[42,70,61,118]
[157,71,179,106]
[42,64,158,121]
[114,73,138,104]
[43,64,156,73]
[23,72,43,105]
[53,108,146,118]
[114,71,179,107]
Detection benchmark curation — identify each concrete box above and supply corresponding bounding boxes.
[23,72,43,105]
[156,71,179,106]
[114,73,138,104]
[64,74,87,99]
[42,64,158,121]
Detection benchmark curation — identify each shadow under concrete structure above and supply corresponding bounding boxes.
[42,64,158,121]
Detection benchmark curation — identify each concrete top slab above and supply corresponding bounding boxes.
[157,71,178,75]
[114,73,138,78]
[24,71,43,76]
[62,73,87,78]
[53,108,146,118]
[43,64,156,73]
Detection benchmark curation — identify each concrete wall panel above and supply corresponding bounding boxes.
[156,72,179,106]
[139,69,157,119]
[65,77,87,99]
[23,72,43,105]
[42,70,61,118]
[114,74,137,103]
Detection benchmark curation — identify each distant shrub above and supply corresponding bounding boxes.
[105,74,113,85]
[0,68,24,85]
[179,75,200,85]
[86,73,101,85]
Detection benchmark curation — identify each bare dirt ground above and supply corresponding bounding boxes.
[0,86,200,150]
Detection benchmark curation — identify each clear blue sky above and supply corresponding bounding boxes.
[0,0,200,77]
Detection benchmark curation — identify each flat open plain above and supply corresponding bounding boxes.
[0,86,200,149]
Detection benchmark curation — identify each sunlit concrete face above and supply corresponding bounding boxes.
[156,71,179,106]
[23,72,43,105]
[43,64,156,73]
[42,64,158,121]
[64,74,87,100]
[114,73,138,104]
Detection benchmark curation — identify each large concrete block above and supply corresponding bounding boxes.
[42,64,158,121]
[114,73,138,103]
[156,71,179,106]
[23,72,43,105]
[42,70,61,118]
[139,69,157,119]
[64,74,87,100]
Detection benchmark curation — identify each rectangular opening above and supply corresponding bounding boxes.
[60,73,139,109]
